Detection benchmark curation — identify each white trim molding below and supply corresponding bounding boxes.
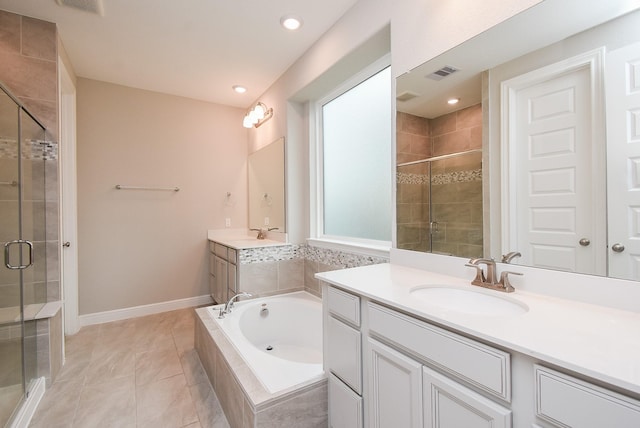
[9,377,45,428]
[78,295,213,327]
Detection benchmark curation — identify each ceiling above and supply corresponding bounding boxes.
[0,0,359,108]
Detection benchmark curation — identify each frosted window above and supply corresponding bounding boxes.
[322,66,392,241]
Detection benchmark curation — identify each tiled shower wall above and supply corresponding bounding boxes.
[0,9,62,386]
[396,105,483,257]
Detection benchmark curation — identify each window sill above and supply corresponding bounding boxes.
[306,238,391,260]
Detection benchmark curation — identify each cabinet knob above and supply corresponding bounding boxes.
[579,238,590,247]
[62,241,71,248]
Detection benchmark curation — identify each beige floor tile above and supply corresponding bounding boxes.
[29,378,82,428]
[29,306,229,428]
[72,375,136,428]
[135,347,183,386]
[84,349,136,385]
[136,374,199,428]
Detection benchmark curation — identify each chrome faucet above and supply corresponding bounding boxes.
[218,292,252,318]
[465,258,521,293]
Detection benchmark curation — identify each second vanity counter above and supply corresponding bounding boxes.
[316,262,640,397]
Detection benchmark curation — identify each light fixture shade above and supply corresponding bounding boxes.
[242,101,273,128]
[253,103,266,120]
[280,15,302,30]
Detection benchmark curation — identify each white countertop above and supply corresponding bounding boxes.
[207,229,289,249]
[316,263,640,396]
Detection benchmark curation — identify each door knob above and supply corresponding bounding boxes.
[611,243,625,253]
[63,241,71,248]
[579,238,590,246]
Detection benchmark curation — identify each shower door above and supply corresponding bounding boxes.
[0,85,47,426]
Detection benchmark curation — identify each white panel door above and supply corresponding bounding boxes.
[606,41,640,280]
[423,366,511,428]
[506,55,606,274]
[366,338,423,428]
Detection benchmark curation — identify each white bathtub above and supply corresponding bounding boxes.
[207,291,324,393]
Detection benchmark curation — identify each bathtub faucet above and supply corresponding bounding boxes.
[221,292,252,317]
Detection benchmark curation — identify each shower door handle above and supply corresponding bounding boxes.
[4,240,34,270]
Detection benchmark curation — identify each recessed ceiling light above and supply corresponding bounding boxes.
[233,85,247,94]
[280,14,303,31]
[447,98,460,105]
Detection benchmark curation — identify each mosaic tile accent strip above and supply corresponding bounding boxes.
[237,243,388,268]
[304,245,388,269]
[397,171,428,185]
[0,137,58,160]
[238,244,304,264]
[431,168,482,185]
[397,169,482,185]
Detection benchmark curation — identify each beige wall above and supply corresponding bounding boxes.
[76,78,247,315]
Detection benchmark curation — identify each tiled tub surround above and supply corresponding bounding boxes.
[208,231,389,298]
[195,294,327,428]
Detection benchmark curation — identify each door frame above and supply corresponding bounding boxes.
[58,58,80,336]
[499,48,606,273]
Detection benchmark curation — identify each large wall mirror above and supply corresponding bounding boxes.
[248,137,286,232]
[396,0,640,281]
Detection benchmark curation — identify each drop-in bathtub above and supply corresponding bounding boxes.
[194,291,328,427]
[208,291,324,393]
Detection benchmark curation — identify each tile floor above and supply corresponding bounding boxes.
[29,307,230,428]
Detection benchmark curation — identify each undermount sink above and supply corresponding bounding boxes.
[409,286,529,316]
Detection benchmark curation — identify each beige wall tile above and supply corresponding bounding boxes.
[278,258,304,291]
[0,11,21,54]
[0,51,56,101]
[21,16,57,62]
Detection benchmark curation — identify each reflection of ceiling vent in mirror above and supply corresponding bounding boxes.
[396,91,420,102]
[426,65,459,81]
[55,0,104,16]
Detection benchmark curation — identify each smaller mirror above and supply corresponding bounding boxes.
[248,137,286,232]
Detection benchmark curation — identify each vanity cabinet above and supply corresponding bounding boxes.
[324,283,512,428]
[534,365,640,427]
[208,242,237,304]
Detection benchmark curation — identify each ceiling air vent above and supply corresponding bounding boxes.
[426,65,459,81]
[55,0,104,16]
[396,91,420,102]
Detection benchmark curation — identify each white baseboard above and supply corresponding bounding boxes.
[10,376,45,428]
[79,294,213,327]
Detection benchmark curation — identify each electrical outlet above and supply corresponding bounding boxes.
[264,217,270,226]
[225,218,231,227]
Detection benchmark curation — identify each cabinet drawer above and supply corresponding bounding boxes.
[535,365,640,427]
[329,374,363,428]
[227,248,237,264]
[327,316,362,394]
[214,242,228,259]
[209,241,215,253]
[368,302,511,401]
[327,286,360,327]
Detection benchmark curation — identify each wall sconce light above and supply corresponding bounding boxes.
[242,102,274,128]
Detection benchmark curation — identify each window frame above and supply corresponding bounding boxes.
[309,54,392,256]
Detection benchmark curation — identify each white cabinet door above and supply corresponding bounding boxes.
[213,255,227,304]
[329,374,363,428]
[367,338,423,428]
[423,366,511,428]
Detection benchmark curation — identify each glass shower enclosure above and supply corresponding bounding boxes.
[397,149,483,258]
[0,84,49,426]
